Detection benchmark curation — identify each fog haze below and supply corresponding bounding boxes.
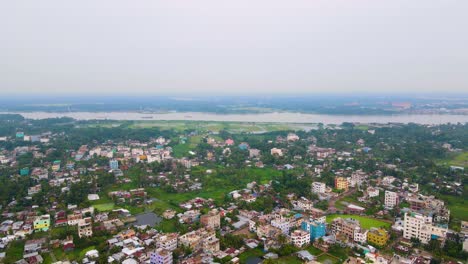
[1,0,467,94]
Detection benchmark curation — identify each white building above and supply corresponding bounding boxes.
[384,191,398,209]
[403,212,448,244]
[271,219,291,235]
[150,248,173,264]
[353,227,368,244]
[367,187,380,198]
[290,229,310,248]
[156,233,178,251]
[312,182,326,194]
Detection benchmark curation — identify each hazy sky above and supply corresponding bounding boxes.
[1,0,467,95]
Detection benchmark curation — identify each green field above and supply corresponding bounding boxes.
[317,254,341,264]
[326,214,391,229]
[93,203,115,211]
[439,151,468,168]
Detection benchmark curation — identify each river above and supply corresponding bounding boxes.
[4,111,468,125]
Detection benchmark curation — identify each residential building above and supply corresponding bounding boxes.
[301,220,326,241]
[335,177,349,190]
[403,211,448,244]
[384,191,398,209]
[367,187,379,198]
[312,182,326,194]
[200,210,221,229]
[109,159,119,170]
[330,218,360,240]
[270,148,283,156]
[367,228,389,247]
[33,215,50,232]
[178,228,220,253]
[150,248,173,264]
[290,229,310,247]
[78,217,93,238]
[353,227,368,244]
[156,233,178,251]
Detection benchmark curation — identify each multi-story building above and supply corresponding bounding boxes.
[156,233,178,251]
[200,210,221,229]
[150,248,173,264]
[367,187,379,198]
[33,215,50,232]
[330,218,360,240]
[301,220,326,241]
[179,228,220,253]
[290,229,310,248]
[109,159,119,170]
[353,227,368,244]
[403,211,448,244]
[312,182,326,194]
[384,191,398,209]
[335,177,349,191]
[271,218,292,235]
[78,217,93,238]
[367,228,389,247]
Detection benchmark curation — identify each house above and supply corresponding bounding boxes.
[78,217,93,238]
[33,215,50,232]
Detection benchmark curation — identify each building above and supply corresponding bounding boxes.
[330,218,360,240]
[384,191,398,209]
[403,211,448,244]
[33,215,50,232]
[290,229,310,247]
[178,228,220,253]
[200,210,221,229]
[367,228,389,247]
[312,182,326,194]
[301,220,326,241]
[367,187,379,198]
[270,148,283,156]
[150,248,173,264]
[353,227,368,244]
[287,133,300,142]
[109,159,119,170]
[78,217,93,238]
[156,233,178,251]
[335,177,349,190]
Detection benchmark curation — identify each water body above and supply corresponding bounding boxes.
[133,212,162,227]
[4,111,468,125]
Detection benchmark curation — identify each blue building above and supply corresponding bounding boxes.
[109,159,119,170]
[301,220,326,241]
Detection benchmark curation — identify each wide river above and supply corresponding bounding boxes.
[5,111,468,125]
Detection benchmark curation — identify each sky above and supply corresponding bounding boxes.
[1,0,467,95]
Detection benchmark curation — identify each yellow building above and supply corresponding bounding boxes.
[367,228,389,247]
[335,177,349,190]
[34,215,51,232]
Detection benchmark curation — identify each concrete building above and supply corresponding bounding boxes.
[301,220,326,241]
[78,217,93,238]
[335,177,349,191]
[312,182,326,194]
[384,191,398,209]
[403,212,448,244]
[156,233,178,251]
[150,248,173,264]
[109,159,119,170]
[33,215,50,232]
[200,210,221,230]
[367,228,389,247]
[290,229,310,248]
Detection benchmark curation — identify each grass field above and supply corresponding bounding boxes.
[84,119,317,133]
[326,214,391,229]
[93,202,115,211]
[438,151,468,168]
[317,254,341,264]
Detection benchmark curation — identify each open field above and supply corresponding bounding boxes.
[93,202,115,211]
[438,151,468,168]
[82,120,317,133]
[326,214,391,229]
